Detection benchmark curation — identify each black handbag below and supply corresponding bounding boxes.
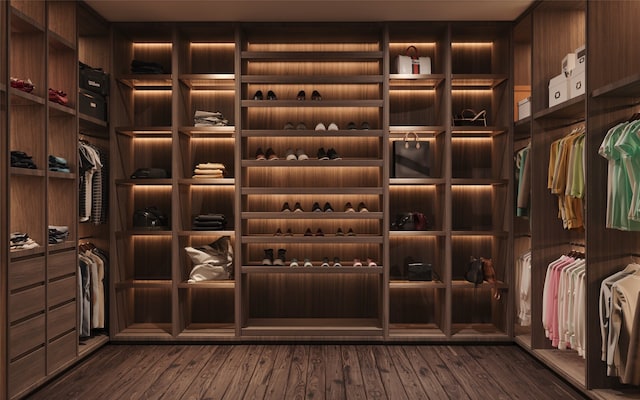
[407,262,433,281]
[393,132,430,178]
[133,206,169,230]
[465,256,484,286]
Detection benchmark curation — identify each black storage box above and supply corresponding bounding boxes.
[79,88,107,121]
[79,63,109,96]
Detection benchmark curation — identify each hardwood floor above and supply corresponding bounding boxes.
[27,344,588,400]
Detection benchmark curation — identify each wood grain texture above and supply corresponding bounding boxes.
[27,344,589,399]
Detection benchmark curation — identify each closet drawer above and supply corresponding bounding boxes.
[48,330,77,374]
[9,314,45,360]
[49,250,76,280]
[48,301,77,340]
[48,276,76,308]
[9,347,45,399]
[9,256,45,291]
[9,285,45,323]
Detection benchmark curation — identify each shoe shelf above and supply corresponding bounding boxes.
[241,99,384,108]
[242,129,383,137]
[9,88,46,106]
[241,159,383,167]
[242,75,383,84]
[241,211,383,220]
[242,266,383,274]
[241,235,383,244]
[48,101,76,117]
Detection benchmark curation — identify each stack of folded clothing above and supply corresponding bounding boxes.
[194,110,230,127]
[193,214,227,231]
[49,155,70,173]
[131,59,165,74]
[193,162,225,179]
[11,151,37,169]
[48,225,69,244]
[10,232,40,251]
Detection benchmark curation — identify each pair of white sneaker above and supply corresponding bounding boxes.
[285,148,309,160]
[315,122,339,131]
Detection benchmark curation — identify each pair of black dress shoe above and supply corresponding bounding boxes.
[253,90,277,100]
[296,90,322,100]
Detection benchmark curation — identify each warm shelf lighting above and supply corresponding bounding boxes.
[190,42,235,49]
[133,42,172,49]
[451,42,493,48]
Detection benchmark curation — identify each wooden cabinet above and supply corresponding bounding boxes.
[106,21,514,342]
[2,1,110,398]
[238,23,386,338]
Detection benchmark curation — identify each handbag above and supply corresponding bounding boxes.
[185,236,234,282]
[465,256,484,286]
[133,206,169,230]
[453,109,487,126]
[396,46,432,74]
[407,262,433,281]
[391,212,429,231]
[393,132,430,178]
[465,256,501,300]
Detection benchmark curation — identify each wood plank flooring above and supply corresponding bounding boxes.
[27,344,588,400]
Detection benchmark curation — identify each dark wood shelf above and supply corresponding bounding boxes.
[241,211,383,220]
[242,129,382,137]
[114,279,172,289]
[389,280,446,289]
[115,178,173,186]
[451,74,508,89]
[177,230,235,236]
[389,126,446,136]
[177,281,235,289]
[389,74,446,89]
[241,51,383,61]
[115,127,172,137]
[48,30,76,51]
[179,74,235,89]
[592,73,640,99]
[242,75,382,84]
[241,159,383,168]
[177,178,235,185]
[241,187,383,195]
[390,178,445,185]
[241,235,384,244]
[241,99,383,108]
[9,167,45,177]
[389,230,446,237]
[49,101,76,117]
[178,126,235,137]
[10,8,45,33]
[451,126,508,137]
[242,265,383,273]
[117,75,172,89]
[533,94,585,121]
[9,88,46,106]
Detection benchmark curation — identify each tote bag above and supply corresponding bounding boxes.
[393,132,430,178]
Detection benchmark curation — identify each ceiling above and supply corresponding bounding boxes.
[84,0,535,22]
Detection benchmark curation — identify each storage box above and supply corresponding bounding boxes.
[518,96,531,120]
[514,85,531,121]
[79,66,109,96]
[549,73,569,108]
[570,45,586,98]
[79,88,107,121]
[562,52,577,77]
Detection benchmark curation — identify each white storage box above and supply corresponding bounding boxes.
[518,97,531,120]
[549,73,569,108]
[570,45,586,98]
[562,53,577,77]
